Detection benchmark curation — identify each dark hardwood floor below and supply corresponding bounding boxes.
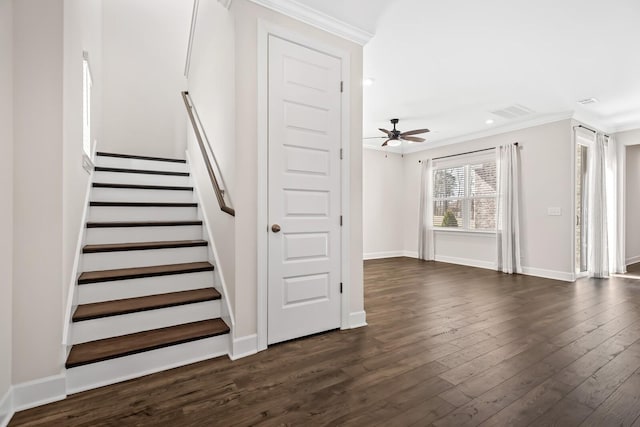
[626,262,640,275]
[10,258,640,426]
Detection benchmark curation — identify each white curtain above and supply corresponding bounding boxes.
[418,159,435,260]
[496,144,522,274]
[587,133,610,278]
[606,136,625,274]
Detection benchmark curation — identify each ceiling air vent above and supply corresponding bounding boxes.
[577,98,598,105]
[490,104,535,120]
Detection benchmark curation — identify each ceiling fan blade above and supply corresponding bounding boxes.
[363,136,386,139]
[402,136,426,143]
[378,128,392,136]
[381,139,392,147]
[400,128,430,137]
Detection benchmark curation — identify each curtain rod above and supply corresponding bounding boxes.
[574,124,610,138]
[418,142,518,163]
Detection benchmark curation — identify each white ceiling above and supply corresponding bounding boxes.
[296,0,640,153]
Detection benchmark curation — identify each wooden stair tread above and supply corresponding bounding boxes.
[73,288,221,322]
[78,262,214,284]
[90,201,197,207]
[66,319,229,368]
[86,220,202,228]
[92,183,193,191]
[94,166,189,177]
[83,240,208,253]
[96,152,186,163]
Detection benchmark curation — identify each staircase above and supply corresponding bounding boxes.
[65,151,230,393]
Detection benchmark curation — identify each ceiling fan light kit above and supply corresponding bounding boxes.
[373,118,430,147]
[387,139,402,147]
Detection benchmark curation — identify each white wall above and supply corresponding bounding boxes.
[363,149,405,258]
[101,0,192,159]
[233,0,364,337]
[62,0,103,314]
[186,0,236,310]
[623,138,640,264]
[432,231,497,268]
[12,0,65,383]
[0,0,13,407]
[402,120,574,279]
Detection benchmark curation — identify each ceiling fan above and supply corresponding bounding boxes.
[364,118,430,147]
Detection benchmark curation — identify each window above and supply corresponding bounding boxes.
[82,52,92,158]
[433,156,497,230]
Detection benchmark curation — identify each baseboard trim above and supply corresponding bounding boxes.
[521,266,575,282]
[435,255,497,271]
[625,255,640,266]
[363,251,419,260]
[0,388,12,427]
[363,251,404,260]
[347,311,367,329]
[11,374,66,413]
[230,334,258,360]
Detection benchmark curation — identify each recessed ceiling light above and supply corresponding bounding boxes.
[577,97,598,105]
[362,77,375,87]
[485,119,494,125]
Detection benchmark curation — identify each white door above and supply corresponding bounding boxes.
[267,35,342,345]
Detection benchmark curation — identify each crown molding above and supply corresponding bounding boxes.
[362,112,640,155]
[399,111,575,155]
[572,111,615,135]
[218,0,233,9]
[246,0,374,45]
[570,111,640,135]
[612,121,640,134]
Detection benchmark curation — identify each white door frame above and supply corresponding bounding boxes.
[256,20,351,352]
[572,129,591,280]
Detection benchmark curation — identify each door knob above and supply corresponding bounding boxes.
[271,224,281,233]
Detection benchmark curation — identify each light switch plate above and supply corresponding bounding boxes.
[547,207,562,216]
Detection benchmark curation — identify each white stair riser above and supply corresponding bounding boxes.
[93,171,190,186]
[91,187,194,203]
[66,334,230,394]
[72,299,221,344]
[86,225,203,245]
[83,246,208,271]
[95,157,188,173]
[78,271,214,304]
[89,206,198,222]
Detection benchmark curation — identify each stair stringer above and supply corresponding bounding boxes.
[185,151,235,345]
[62,166,94,357]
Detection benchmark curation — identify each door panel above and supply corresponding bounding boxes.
[284,189,330,217]
[268,36,342,345]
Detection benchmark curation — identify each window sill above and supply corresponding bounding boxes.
[434,228,496,236]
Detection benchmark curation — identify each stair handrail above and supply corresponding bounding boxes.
[181,91,235,216]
